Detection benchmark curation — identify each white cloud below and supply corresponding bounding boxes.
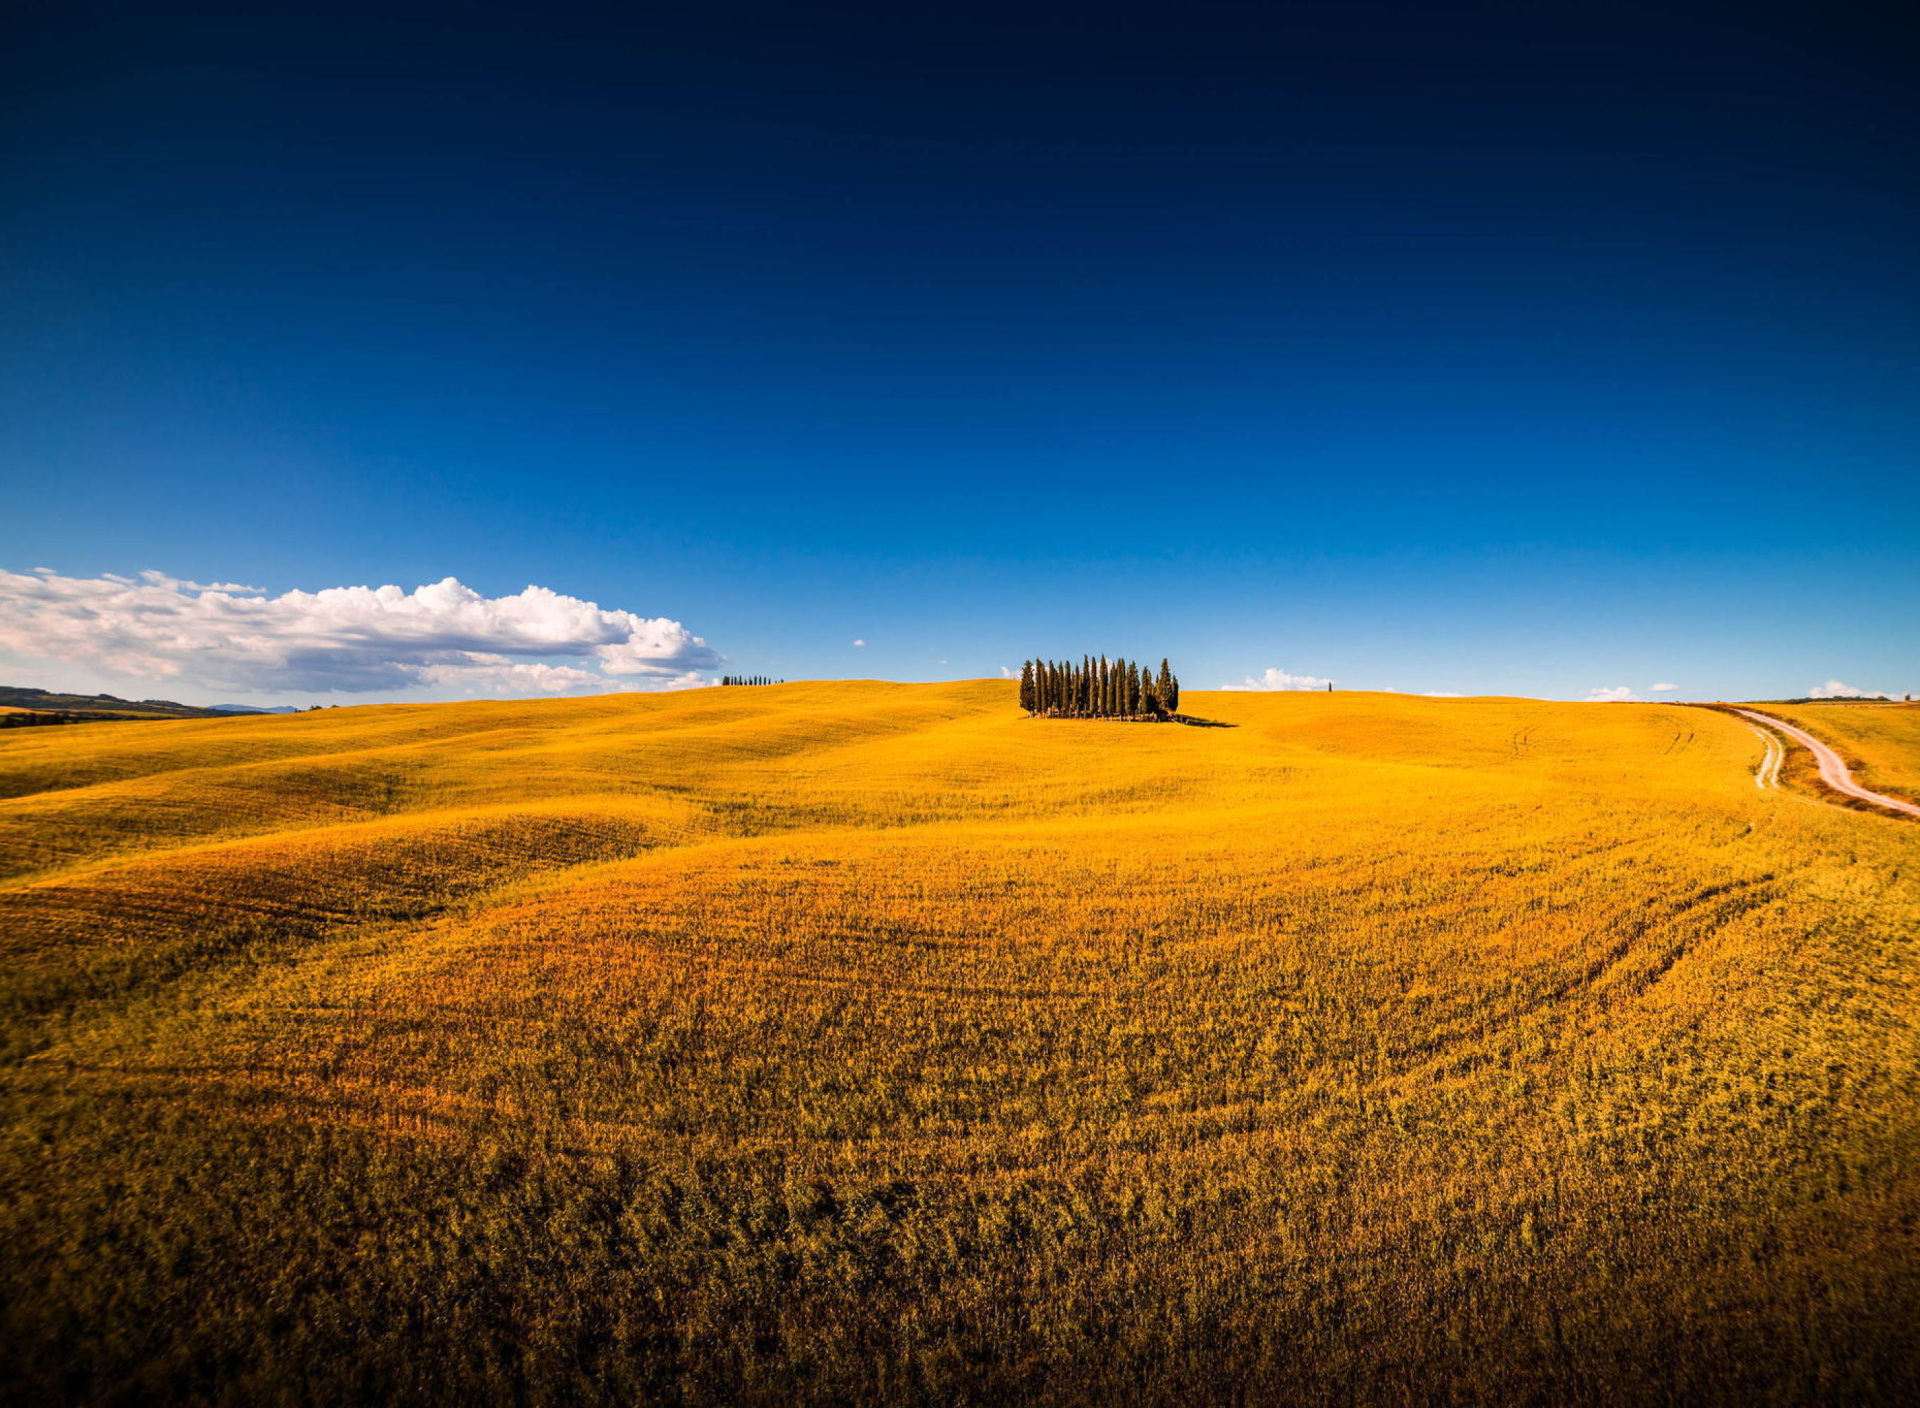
[852,638,867,647]
[1423,691,1464,697]
[0,568,722,697]
[999,664,1018,679]
[1650,682,1678,693]
[1806,679,1890,700]
[1225,667,1335,691]
[1586,686,1637,702]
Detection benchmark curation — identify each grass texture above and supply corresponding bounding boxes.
[2,683,1918,1405]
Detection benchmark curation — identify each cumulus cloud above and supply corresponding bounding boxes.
[1806,679,1891,700]
[852,639,868,647]
[0,568,722,696]
[1226,667,1335,691]
[1586,686,1637,702]
[1650,682,1678,693]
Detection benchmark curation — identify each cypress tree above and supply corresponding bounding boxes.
[1020,661,1035,714]
[1162,659,1179,715]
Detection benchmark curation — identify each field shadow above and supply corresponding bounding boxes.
[1173,716,1237,729]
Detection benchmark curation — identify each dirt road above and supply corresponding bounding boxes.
[1734,708,1920,819]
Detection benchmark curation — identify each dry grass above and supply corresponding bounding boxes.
[3,683,1918,1404]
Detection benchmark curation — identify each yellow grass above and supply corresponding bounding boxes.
[2,683,1917,1404]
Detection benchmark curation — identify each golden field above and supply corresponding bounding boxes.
[2,683,1917,1404]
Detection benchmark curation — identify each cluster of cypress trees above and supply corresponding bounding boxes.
[719,675,780,686]
[1019,657,1180,720]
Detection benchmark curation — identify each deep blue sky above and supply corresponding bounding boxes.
[3,1,1915,702]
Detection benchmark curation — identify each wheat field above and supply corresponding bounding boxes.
[2,683,1917,1404]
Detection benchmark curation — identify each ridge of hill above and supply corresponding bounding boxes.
[3,681,1918,1404]
[0,684,237,718]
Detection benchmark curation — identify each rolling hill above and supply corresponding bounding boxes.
[2,683,1917,1404]
[0,685,242,719]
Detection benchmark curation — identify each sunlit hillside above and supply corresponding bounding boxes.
[3,683,1917,1404]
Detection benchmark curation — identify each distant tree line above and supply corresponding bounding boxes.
[719,675,781,686]
[0,685,224,718]
[1019,657,1180,720]
[0,710,124,730]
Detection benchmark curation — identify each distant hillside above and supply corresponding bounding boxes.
[207,703,302,715]
[0,685,233,719]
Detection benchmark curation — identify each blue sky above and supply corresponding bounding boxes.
[3,1,1915,704]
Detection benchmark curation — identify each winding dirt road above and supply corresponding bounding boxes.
[1733,708,1920,819]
